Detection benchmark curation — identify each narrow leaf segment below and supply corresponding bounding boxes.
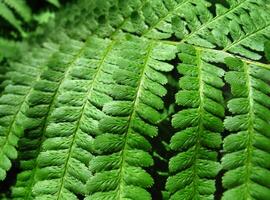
[166,44,224,200]
[0,43,58,181]
[222,57,270,200]
[86,36,177,200]
[28,37,120,200]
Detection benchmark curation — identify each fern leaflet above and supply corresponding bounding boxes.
[0,43,58,181]
[222,57,270,200]
[166,44,224,200]
[85,36,176,200]
[25,36,122,199]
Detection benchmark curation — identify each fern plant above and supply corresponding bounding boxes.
[0,0,269,200]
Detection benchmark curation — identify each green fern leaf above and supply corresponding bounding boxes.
[0,43,59,181]
[85,36,176,200]
[171,0,270,60]
[98,0,270,60]
[0,0,269,199]
[18,36,125,200]
[222,57,270,200]
[60,0,270,61]
[166,44,224,200]
[11,35,90,199]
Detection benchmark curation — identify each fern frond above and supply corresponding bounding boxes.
[60,0,269,61]
[0,43,59,181]
[110,0,269,60]
[85,36,176,200]
[50,0,117,40]
[172,0,270,60]
[11,35,91,199]
[166,44,224,200]
[0,0,269,198]
[53,0,197,40]
[20,36,126,200]
[222,57,270,200]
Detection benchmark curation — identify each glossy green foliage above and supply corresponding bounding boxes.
[0,0,269,200]
[28,36,118,200]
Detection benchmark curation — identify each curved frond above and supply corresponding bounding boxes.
[166,44,224,200]
[85,36,177,200]
[0,43,59,181]
[11,36,95,199]
[21,36,123,200]
[222,57,270,200]
[0,0,269,198]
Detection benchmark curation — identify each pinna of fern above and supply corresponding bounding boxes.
[12,35,117,199]
[0,0,269,199]
[10,34,177,200]
[222,57,270,200]
[64,0,270,62]
[0,42,59,181]
[85,36,177,200]
[165,44,224,200]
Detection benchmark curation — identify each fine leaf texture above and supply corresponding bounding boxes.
[172,0,270,60]
[61,0,270,61]
[0,0,269,199]
[13,36,120,200]
[11,34,94,199]
[166,44,224,200]
[0,42,59,181]
[0,1,24,34]
[222,57,270,200]
[85,36,177,200]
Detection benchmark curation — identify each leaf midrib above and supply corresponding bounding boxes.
[191,49,207,197]
[161,40,270,70]
[242,62,255,199]
[223,22,270,51]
